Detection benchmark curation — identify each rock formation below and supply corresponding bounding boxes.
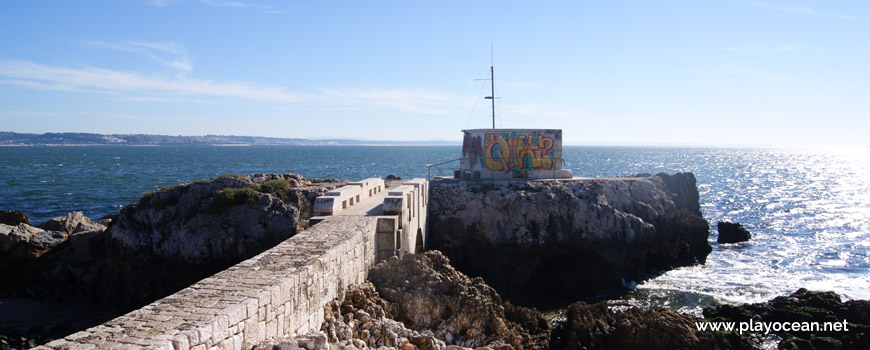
[716,221,751,243]
[0,174,343,306]
[256,251,549,350]
[427,172,712,304]
[704,288,870,350]
[551,301,752,350]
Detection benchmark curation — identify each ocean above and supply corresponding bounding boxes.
[1,145,869,314]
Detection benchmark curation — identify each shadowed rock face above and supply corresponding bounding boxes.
[427,172,712,305]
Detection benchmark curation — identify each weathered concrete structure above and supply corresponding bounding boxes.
[378,178,428,260]
[37,177,427,350]
[460,128,574,180]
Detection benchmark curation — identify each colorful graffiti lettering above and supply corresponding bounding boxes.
[483,132,554,173]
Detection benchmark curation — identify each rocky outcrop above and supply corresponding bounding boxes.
[428,173,711,304]
[0,174,344,305]
[256,251,549,350]
[716,221,751,243]
[704,288,870,350]
[0,209,30,226]
[552,301,752,350]
[368,251,550,349]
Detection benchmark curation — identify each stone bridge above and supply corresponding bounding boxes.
[37,177,428,350]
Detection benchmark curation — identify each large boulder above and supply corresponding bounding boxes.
[427,172,711,304]
[716,221,751,243]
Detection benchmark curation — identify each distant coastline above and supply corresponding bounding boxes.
[0,131,455,147]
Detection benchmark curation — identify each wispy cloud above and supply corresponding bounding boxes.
[720,46,762,52]
[501,104,575,118]
[0,60,467,114]
[200,0,282,13]
[81,40,192,72]
[719,69,794,81]
[0,110,58,117]
[0,59,306,102]
[720,45,797,52]
[146,0,170,8]
[749,2,859,20]
[317,87,462,114]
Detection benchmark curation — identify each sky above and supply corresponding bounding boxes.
[1,1,868,146]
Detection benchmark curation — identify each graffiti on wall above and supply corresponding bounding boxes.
[483,132,555,173]
[462,132,483,169]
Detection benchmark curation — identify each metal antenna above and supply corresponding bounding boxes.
[483,44,498,129]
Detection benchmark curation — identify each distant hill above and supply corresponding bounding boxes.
[0,132,455,146]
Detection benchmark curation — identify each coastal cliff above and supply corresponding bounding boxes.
[427,172,712,304]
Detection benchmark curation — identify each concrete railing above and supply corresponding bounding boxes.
[313,185,361,215]
[348,178,384,199]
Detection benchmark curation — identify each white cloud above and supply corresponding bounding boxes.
[720,45,796,52]
[146,0,170,8]
[720,47,761,52]
[718,69,794,81]
[81,40,192,72]
[501,104,575,118]
[316,87,464,114]
[0,59,306,102]
[0,59,469,114]
[750,2,859,20]
[200,0,282,13]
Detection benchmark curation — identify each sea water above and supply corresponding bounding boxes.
[1,145,868,314]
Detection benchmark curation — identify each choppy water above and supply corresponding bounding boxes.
[1,145,868,313]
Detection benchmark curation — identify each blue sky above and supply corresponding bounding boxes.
[1,1,868,146]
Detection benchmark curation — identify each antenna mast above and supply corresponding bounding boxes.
[484,44,497,129]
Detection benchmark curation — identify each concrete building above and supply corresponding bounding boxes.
[459,128,574,180]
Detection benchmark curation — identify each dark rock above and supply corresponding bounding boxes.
[703,288,870,350]
[717,221,751,243]
[386,174,401,180]
[553,300,748,350]
[0,210,30,226]
[427,172,711,304]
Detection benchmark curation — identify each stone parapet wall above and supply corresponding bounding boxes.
[36,215,379,350]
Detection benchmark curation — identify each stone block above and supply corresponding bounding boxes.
[266,319,278,340]
[171,334,190,350]
[243,318,259,344]
[211,315,229,344]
